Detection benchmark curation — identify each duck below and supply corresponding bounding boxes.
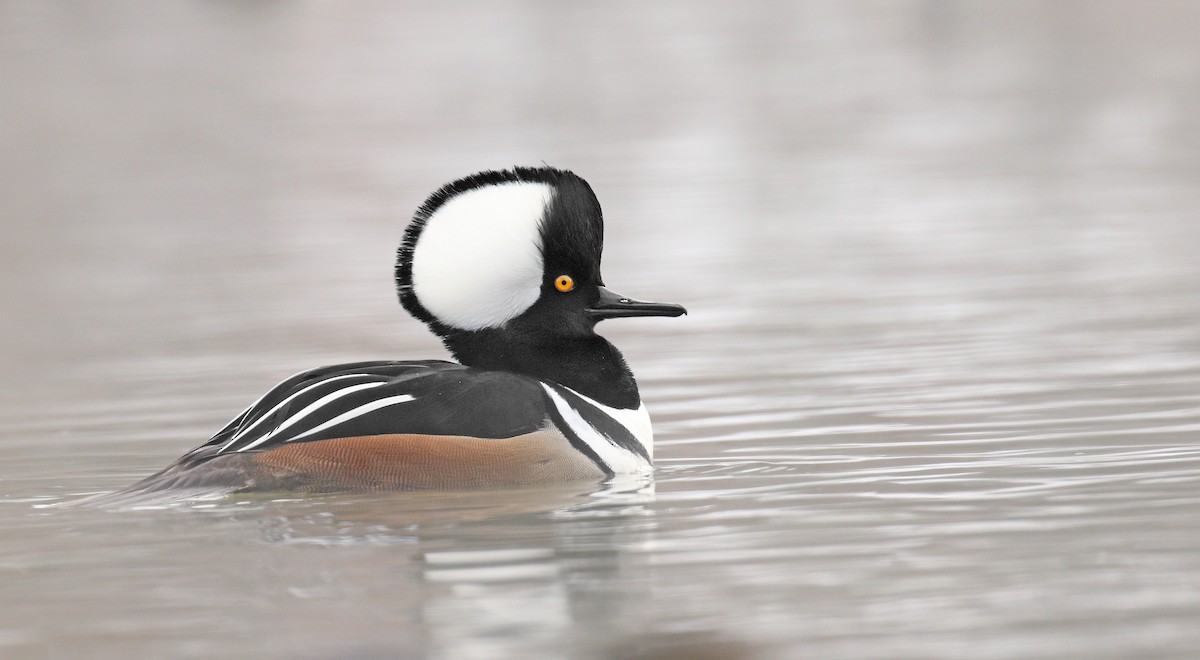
[83,166,685,504]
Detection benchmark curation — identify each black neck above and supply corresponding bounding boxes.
[441,330,642,409]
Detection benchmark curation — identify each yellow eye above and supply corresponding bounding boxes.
[554,275,575,292]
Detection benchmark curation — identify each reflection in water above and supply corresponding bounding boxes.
[3,1,1200,658]
[253,479,655,546]
[242,481,660,658]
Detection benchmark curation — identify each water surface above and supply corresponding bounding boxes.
[2,2,1200,658]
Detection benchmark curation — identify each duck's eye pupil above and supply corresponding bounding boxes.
[554,275,575,292]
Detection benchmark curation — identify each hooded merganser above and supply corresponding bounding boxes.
[84,167,685,503]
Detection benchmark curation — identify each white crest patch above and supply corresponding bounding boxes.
[412,182,552,330]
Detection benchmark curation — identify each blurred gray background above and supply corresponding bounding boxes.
[2,2,1199,658]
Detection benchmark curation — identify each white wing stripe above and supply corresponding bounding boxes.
[219,374,378,452]
[284,394,416,443]
[236,381,388,452]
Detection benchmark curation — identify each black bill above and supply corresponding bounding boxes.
[588,286,687,321]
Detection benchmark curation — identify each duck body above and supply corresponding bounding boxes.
[85,167,683,503]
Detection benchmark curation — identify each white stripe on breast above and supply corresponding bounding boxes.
[236,381,388,451]
[541,385,653,476]
[560,385,654,461]
[283,394,416,443]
